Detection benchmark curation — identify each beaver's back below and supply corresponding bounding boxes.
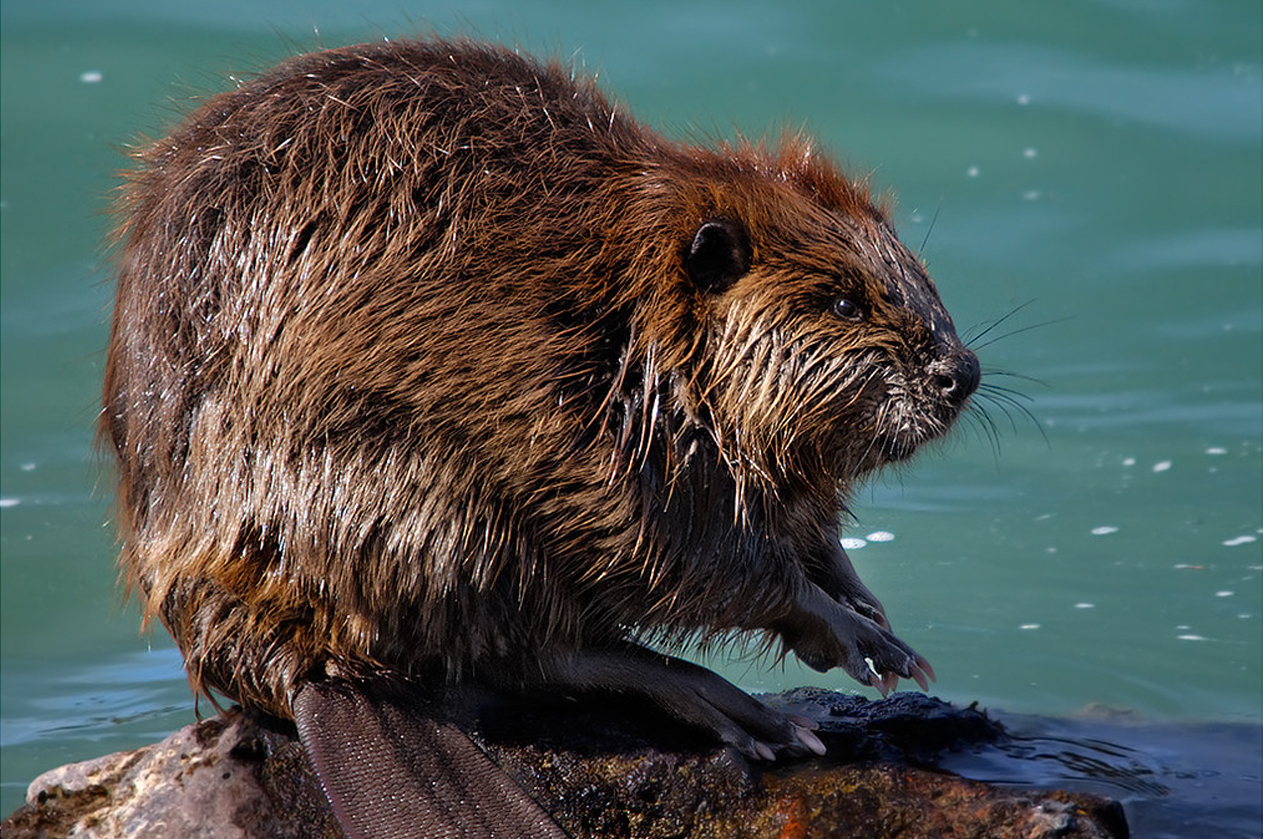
[108,40,647,488]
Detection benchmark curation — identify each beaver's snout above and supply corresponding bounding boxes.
[929,350,980,409]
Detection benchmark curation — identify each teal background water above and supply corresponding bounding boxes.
[2,0,1260,829]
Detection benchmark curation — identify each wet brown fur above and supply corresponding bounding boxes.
[102,39,976,718]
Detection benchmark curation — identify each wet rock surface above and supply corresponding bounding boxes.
[2,690,1128,838]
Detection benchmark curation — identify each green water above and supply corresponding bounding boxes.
[2,0,1260,830]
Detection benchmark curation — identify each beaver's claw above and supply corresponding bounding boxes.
[780,581,935,695]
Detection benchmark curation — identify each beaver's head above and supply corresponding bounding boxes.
[666,142,979,493]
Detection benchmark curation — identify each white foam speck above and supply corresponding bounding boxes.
[1019,623,1040,630]
[1152,460,1172,473]
[1021,189,1041,201]
[80,70,103,83]
[1017,93,1031,105]
[1177,634,1208,641]
[865,531,895,543]
[1074,602,1095,609]
[1023,147,1038,158]
[1215,591,1234,598]
[1122,457,1136,467]
[20,462,36,472]
[0,498,18,508]
[1206,447,1227,455]
[1223,535,1257,547]
[1091,526,1119,536]
[966,165,980,178]
[840,537,867,550]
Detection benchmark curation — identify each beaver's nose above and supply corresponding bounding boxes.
[929,351,980,408]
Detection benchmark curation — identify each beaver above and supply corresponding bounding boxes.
[101,36,980,823]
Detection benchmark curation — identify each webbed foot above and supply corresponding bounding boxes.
[536,645,826,760]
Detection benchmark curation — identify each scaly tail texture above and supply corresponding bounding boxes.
[294,680,569,839]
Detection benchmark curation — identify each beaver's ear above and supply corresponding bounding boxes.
[685,218,751,293]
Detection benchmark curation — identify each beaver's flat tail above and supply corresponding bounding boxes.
[294,680,569,838]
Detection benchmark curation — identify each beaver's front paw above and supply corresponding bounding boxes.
[781,583,934,695]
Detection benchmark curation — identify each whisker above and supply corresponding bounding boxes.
[974,385,1047,444]
[970,315,1072,353]
[918,203,941,256]
[964,405,1003,462]
[974,393,1023,435]
[983,368,1047,387]
[963,299,1040,346]
[978,381,1038,402]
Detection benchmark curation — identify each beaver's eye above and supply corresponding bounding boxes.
[832,298,863,321]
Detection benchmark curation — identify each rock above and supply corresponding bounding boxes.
[1,691,1128,838]
[2,713,340,839]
